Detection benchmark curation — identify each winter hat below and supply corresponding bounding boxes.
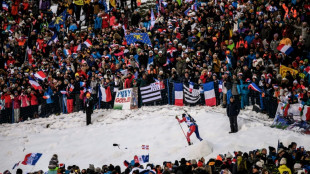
[191,159,197,165]
[280,158,287,165]
[95,167,101,173]
[269,146,276,152]
[89,164,95,171]
[180,158,187,165]
[294,163,302,170]
[256,160,264,168]
[278,148,285,154]
[253,165,261,170]
[226,152,233,159]
[197,160,203,167]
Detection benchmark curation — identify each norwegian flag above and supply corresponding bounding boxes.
[142,145,149,150]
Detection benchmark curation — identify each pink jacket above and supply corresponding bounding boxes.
[19,94,30,107]
[13,96,21,109]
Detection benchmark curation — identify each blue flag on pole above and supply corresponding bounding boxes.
[125,33,152,45]
[49,10,67,30]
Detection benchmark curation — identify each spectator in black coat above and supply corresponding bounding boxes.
[84,93,94,126]
[226,96,240,133]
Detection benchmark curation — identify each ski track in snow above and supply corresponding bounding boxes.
[1,105,309,172]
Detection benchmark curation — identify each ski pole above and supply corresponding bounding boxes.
[178,121,187,140]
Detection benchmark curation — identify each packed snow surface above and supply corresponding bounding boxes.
[0,106,309,172]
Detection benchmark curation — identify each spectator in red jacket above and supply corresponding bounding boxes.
[124,72,135,89]
[30,90,39,119]
[13,91,21,123]
[1,89,13,123]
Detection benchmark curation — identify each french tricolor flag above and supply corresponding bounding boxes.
[73,44,81,53]
[174,83,183,106]
[60,90,67,95]
[48,33,58,45]
[34,71,47,81]
[226,56,231,65]
[64,49,71,57]
[218,80,223,93]
[98,85,112,102]
[80,81,86,87]
[84,39,92,48]
[248,82,262,93]
[277,44,293,55]
[22,153,42,165]
[69,84,74,92]
[189,82,194,93]
[29,79,42,90]
[203,82,216,106]
[164,57,171,66]
[2,2,9,11]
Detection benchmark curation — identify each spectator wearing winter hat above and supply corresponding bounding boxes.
[278,158,292,174]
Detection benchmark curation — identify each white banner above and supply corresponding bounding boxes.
[113,88,132,110]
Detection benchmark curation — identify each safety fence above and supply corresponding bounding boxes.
[1,79,262,124]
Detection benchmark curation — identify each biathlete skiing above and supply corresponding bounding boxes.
[176,113,203,145]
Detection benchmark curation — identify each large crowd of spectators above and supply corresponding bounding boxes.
[1,0,310,124]
[4,142,310,174]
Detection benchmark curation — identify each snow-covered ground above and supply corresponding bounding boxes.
[1,105,310,172]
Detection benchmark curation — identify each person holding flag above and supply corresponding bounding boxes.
[175,113,203,145]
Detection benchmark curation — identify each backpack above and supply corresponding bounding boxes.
[187,114,196,123]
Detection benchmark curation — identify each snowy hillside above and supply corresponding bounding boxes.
[1,106,309,172]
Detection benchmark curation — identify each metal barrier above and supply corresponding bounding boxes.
[0,80,272,124]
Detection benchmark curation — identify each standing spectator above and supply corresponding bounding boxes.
[20,89,30,121]
[13,91,21,123]
[84,93,93,126]
[29,90,39,118]
[1,89,13,123]
[226,96,240,133]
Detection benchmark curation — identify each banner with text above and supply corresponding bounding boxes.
[271,102,310,134]
[114,88,132,110]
